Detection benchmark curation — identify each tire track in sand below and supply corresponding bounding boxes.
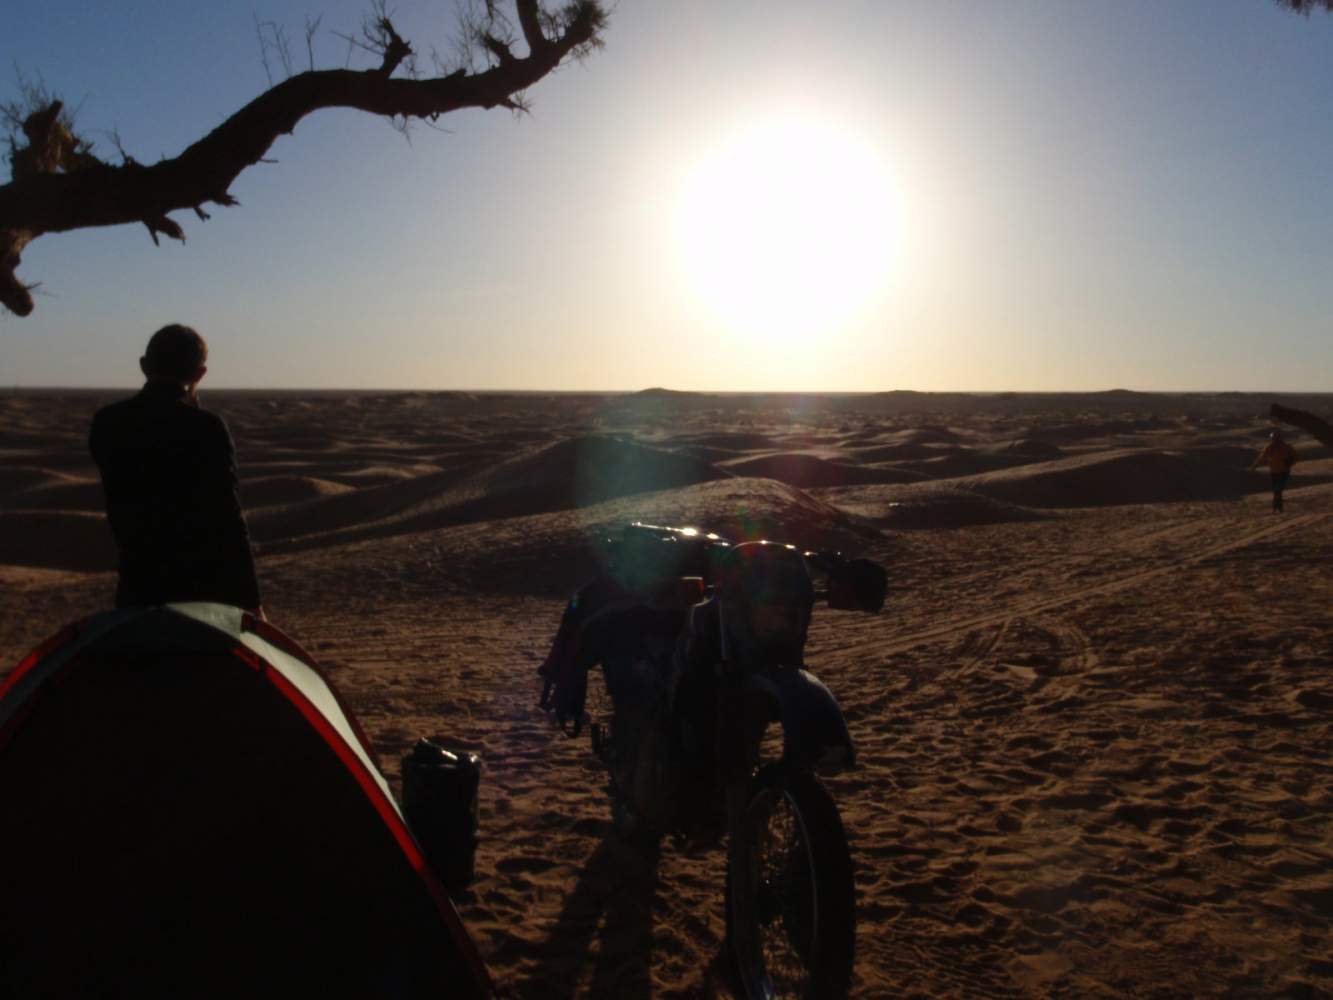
[828,511,1326,662]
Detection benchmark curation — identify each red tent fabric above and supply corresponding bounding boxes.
[0,603,491,999]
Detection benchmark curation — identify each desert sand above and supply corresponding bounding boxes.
[2,387,1331,998]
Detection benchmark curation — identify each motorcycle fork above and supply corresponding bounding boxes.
[718,672,771,829]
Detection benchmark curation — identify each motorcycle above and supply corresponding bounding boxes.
[539,522,887,999]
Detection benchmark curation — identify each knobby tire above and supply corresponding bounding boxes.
[727,763,855,1000]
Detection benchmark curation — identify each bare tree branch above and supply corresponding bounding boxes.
[375,17,413,77]
[1271,404,1333,449]
[254,15,275,88]
[0,0,607,318]
[305,15,323,73]
[516,0,550,54]
[254,17,294,86]
[333,0,413,77]
[144,213,185,247]
[1274,0,1333,12]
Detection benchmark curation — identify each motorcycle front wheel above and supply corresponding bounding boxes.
[727,763,855,1000]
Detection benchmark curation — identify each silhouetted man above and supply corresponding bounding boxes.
[90,324,263,612]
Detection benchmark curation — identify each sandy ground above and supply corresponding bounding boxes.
[2,387,1331,998]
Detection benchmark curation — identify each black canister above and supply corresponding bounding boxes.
[401,738,482,891]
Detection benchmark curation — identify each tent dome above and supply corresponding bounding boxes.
[0,604,490,999]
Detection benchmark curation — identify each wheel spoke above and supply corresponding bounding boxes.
[731,766,853,1000]
[736,785,817,997]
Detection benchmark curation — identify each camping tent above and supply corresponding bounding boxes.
[0,603,491,998]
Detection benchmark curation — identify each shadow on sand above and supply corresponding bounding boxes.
[517,831,738,998]
[518,835,659,998]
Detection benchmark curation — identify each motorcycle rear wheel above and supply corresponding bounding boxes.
[727,764,855,1000]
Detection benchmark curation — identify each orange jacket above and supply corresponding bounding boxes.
[1255,440,1298,474]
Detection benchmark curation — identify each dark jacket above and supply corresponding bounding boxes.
[89,381,261,610]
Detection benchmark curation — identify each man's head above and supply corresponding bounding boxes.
[140,324,208,386]
[1271,429,1284,443]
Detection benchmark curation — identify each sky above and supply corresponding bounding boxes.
[2,0,1332,392]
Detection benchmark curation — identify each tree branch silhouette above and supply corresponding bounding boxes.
[1274,0,1333,12]
[1270,404,1333,449]
[0,0,606,318]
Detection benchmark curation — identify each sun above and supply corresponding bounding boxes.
[672,114,896,340]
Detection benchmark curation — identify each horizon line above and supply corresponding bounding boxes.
[4,386,1332,397]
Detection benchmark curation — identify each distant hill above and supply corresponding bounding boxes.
[630,387,704,398]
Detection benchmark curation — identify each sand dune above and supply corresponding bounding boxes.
[249,465,487,544]
[238,460,449,484]
[0,510,116,571]
[245,447,457,468]
[996,437,1065,460]
[484,435,729,504]
[720,452,924,488]
[0,431,65,450]
[257,436,729,552]
[0,465,85,498]
[896,450,1058,480]
[833,424,892,444]
[666,431,780,451]
[433,440,531,455]
[667,444,748,465]
[485,429,562,446]
[945,448,1283,507]
[3,478,104,512]
[1026,418,1183,445]
[2,388,1331,999]
[847,440,955,462]
[249,432,340,452]
[895,424,963,445]
[324,465,442,485]
[814,484,1050,530]
[2,448,91,470]
[239,475,355,509]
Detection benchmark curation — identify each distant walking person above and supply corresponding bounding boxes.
[90,324,263,612]
[1249,429,1299,514]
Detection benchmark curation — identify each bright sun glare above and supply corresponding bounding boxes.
[673,115,896,341]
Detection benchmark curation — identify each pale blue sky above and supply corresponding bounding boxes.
[2,1,1331,391]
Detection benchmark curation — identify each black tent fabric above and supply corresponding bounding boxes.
[0,604,491,999]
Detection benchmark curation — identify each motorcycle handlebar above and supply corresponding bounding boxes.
[618,522,886,613]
